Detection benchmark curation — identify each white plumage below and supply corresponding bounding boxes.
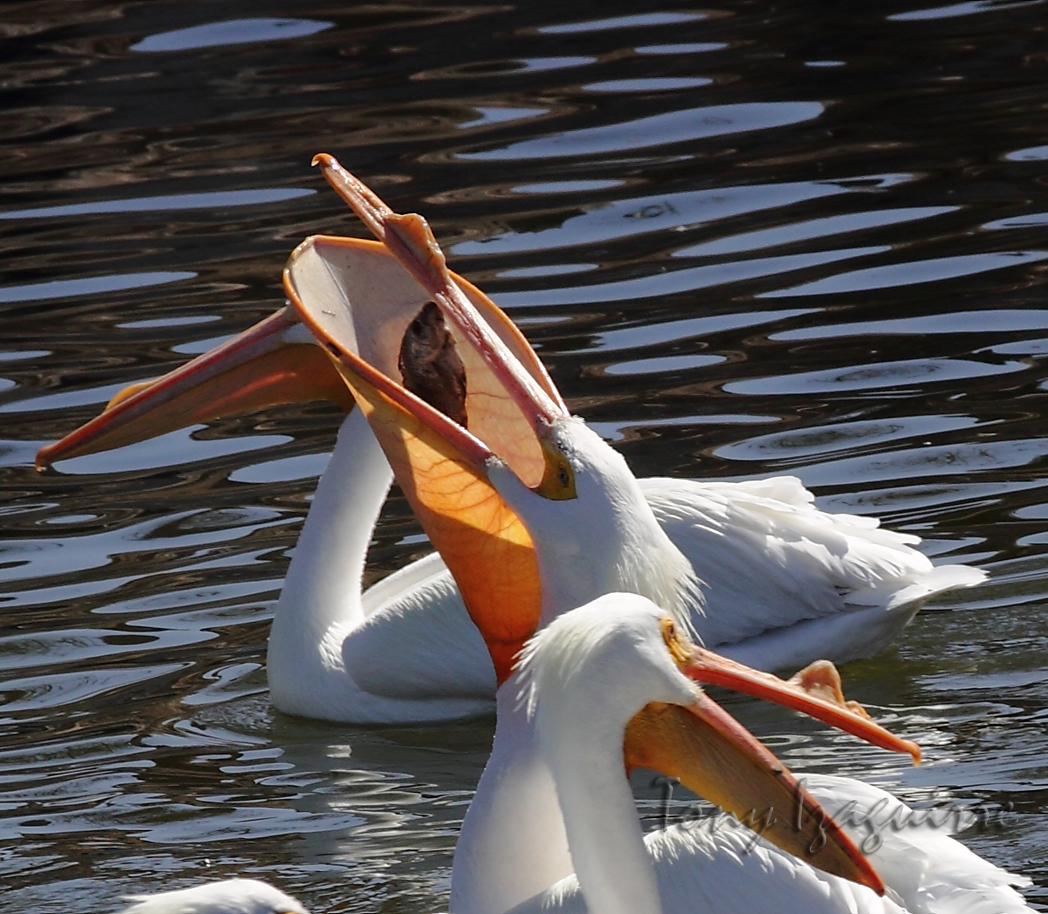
[264,409,495,724]
[504,777,1033,914]
[639,475,985,669]
[113,879,308,914]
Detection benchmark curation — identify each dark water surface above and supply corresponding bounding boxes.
[3,1,1048,910]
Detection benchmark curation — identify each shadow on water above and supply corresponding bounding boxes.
[2,0,1048,910]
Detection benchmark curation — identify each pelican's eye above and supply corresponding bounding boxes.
[535,437,577,500]
[660,616,692,668]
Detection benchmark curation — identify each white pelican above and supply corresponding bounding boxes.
[37,159,985,723]
[114,878,308,914]
[465,593,1032,914]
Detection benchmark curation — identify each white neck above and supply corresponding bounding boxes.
[450,681,573,914]
[451,641,668,914]
[531,641,663,914]
[267,408,393,717]
[545,717,662,914]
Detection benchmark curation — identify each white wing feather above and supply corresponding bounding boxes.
[806,775,1032,914]
[639,476,984,662]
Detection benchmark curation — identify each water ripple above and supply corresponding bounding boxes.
[453,177,858,255]
[132,18,333,53]
[498,246,888,307]
[538,12,707,33]
[762,251,1048,297]
[0,272,196,305]
[458,102,825,160]
[0,189,314,221]
[772,308,1048,341]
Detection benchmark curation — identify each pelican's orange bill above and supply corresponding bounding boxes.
[680,644,921,761]
[623,618,922,894]
[282,160,587,681]
[282,232,553,683]
[34,175,565,682]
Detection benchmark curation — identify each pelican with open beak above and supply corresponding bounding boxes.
[272,166,1029,911]
[37,158,983,723]
[267,164,1028,912]
[282,155,984,686]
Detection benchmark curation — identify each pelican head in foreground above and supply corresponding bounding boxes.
[453,587,926,914]
[113,878,308,914]
[479,594,1032,914]
[36,157,985,724]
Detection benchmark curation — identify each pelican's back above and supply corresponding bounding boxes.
[641,475,984,667]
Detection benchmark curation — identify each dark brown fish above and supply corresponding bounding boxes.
[398,301,468,428]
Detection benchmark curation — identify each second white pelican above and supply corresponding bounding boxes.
[37,160,985,724]
[452,593,1032,914]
